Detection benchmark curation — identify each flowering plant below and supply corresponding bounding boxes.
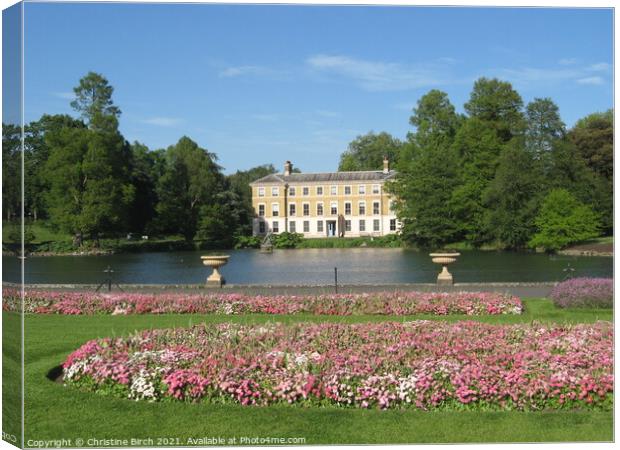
[3,289,523,316]
[550,278,613,309]
[62,320,612,410]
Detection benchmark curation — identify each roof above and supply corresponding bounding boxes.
[250,170,398,185]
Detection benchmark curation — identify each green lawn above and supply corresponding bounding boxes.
[3,298,613,446]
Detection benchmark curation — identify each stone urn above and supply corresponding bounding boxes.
[429,252,460,285]
[201,255,229,287]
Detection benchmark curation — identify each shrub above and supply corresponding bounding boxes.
[233,235,261,249]
[529,189,601,251]
[272,232,304,249]
[550,278,613,309]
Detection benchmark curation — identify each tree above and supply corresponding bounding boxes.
[227,164,277,236]
[389,90,461,248]
[338,132,403,171]
[484,138,542,249]
[390,143,460,248]
[43,73,134,245]
[568,109,612,180]
[70,72,121,126]
[2,123,21,221]
[464,77,524,142]
[450,117,505,244]
[128,142,165,233]
[529,189,601,251]
[408,89,461,147]
[154,136,225,241]
[525,98,565,165]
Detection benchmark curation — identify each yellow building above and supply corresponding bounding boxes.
[249,159,401,237]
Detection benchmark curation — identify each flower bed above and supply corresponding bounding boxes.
[3,289,522,316]
[551,278,613,309]
[62,320,613,410]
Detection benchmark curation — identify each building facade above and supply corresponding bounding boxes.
[249,159,401,238]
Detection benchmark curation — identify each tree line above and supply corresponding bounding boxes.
[338,79,612,251]
[3,73,612,252]
[2,72,276,248]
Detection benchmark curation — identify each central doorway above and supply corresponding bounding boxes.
[326,220,337,237]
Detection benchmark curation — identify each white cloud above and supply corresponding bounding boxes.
[576,76,604,85]
[218,65,288,79]
[141,117,182,127]
[492,60,610,87]
[587,62,611,72]
[306,54,451,91]
[52,92,74,100]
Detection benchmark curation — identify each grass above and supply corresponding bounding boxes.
[2,298,612,445]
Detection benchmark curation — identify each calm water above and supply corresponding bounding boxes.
[2,248,613,285]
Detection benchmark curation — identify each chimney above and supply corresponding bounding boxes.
[284,160,292,176]
[383,156,389,174]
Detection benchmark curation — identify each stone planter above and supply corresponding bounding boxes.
[429,252,460,285]
[201,255,229,287]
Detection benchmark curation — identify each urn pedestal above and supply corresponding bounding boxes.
[429,253,460,285]
[201,255,229,287]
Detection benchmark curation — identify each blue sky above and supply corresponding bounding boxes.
[22,3,613,174]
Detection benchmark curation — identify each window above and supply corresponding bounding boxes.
[303,203,310,216]
[330,201,338,215]
[272,221,279,233]
[359,220,366,232]
[373,219,380,232]
[259,221,265,233]
[344,202,352,215]
[289,203,296,216]
[330,185,337,195]
[358,201,366,215]
[289,221,296,232]
[303,221,310,232]
[316,186,323,195]
[344,186,352,195]
[358,185,366,195]
[271,187,279,197]
[317,221,324,233]
[258,204,265,217]
[345,220,351,232]
[258,187,265,197]
[317,203,324,216]
[289,186,296,196]
[389,200,396,212]
[272,203,279,216]
[302,186,309,196]
[390,219,397,231]
[373,201,380,215]
[372,184,380,194]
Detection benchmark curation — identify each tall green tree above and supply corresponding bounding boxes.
[525,98,565,166]
[338,132,403,171]
[568,109,613,180]
[154,136,224,241]
[484,137,542,249]
[43,73,134,245]
[70,72,121,126]
[450,117,504,244]
[2,123,21,221]
[464,77,524,142]
[389,90,461,248]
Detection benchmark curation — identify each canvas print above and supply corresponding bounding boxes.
[1,1,614,448]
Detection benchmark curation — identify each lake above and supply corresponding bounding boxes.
[2,248,613,285]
